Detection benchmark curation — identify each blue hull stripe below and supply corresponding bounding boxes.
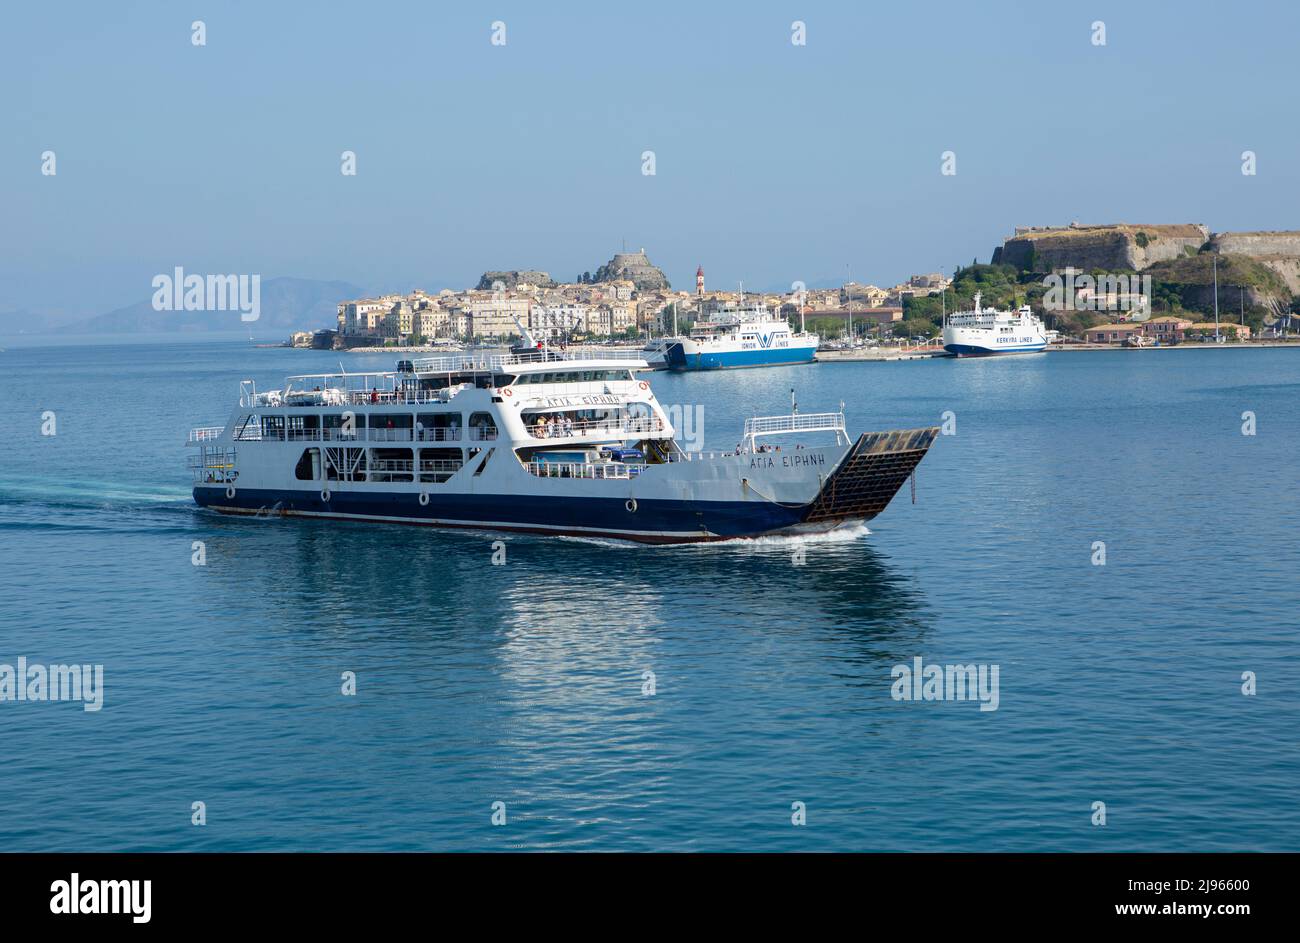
[194,486,811,540]
[668,347,817,370]
[944,343,1046,356]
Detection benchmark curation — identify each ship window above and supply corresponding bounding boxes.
[295,448,320,481]
[323,413,364,440]
[418,447,463,483]
[370,447,414,482]
[287,414,320,439]
[468,412,498,441]
[371,414,413,443]
[416,413,461,441]
[260,414,286,440]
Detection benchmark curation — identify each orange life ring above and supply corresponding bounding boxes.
[503,388,513,397]
[638,381,649,390]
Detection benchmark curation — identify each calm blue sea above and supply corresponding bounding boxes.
[1,339,1297,851]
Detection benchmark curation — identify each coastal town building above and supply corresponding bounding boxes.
[1084,317,1252,344]
[1084,323,1144,344]
[323,252,974,347]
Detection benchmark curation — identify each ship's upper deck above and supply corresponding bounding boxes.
[239,346,655,409]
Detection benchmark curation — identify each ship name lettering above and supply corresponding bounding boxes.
[783,453,826,467]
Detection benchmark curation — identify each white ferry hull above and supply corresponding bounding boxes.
[943,339,1047,356]
[194,428,937,544]
[942,306,1049,356]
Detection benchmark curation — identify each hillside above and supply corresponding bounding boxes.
[1144,254,1291,319]
[69,276,366,334]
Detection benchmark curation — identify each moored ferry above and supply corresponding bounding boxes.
[665,303,818,370]
[942,292,1053,356]
[187,349,936,543]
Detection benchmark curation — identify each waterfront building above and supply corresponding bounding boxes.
[1084,323,1144,343]
[1140,316,1193,341]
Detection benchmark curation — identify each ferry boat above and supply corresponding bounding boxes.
[942,292,1053,356]
[665,303,818,370]
[638,337,680,371]
[187,350,937,543]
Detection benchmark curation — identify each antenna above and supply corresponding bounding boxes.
[1213,255,1221,341]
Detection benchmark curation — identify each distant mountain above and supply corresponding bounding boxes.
[0,305,90,334]
[69,276,367,334]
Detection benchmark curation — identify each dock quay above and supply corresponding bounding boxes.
[816,347,952,362]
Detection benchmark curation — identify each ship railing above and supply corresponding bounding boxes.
[187,426,225,444]
[366,459,464,473]
[269,388,466,407]
[526,460,641,480]
[525,417,666,440]
[742,411,846,450]
[409,348,647,373]
[366,458,466,482]
[188,446,238,483]
[416,428,462,442]
[233,426,472,444]
[338,388,466,406]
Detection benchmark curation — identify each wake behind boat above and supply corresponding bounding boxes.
[187,349,936,543]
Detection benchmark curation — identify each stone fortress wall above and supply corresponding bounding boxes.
[994,224,1209,272]
[1208,231,1300,294]
[593,249,671,291]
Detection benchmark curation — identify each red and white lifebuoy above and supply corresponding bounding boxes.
[503,388,513,397]
[638,380,649,390]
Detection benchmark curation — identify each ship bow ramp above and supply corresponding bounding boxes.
[803,427,939,525]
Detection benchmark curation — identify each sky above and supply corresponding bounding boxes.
[4,0,1300,321]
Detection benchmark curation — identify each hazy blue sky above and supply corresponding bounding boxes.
[5,0,1299,319]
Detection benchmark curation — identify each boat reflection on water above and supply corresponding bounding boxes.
[197,512,931,674]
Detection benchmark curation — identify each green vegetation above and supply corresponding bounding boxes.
[1144,255,1287,331]
[889,253,1290,338]
[902,264,1025,331]
[806,316,847,337]
[891,317,939,339]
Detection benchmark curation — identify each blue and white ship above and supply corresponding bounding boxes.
[665,303,818,370]
[942,292,1053,356]
[188,349,936,543]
